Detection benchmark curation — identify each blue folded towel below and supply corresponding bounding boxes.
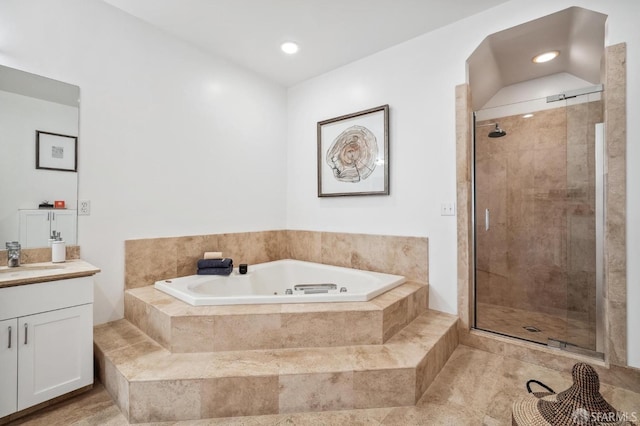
[197,258,233,269]
[197,266,233,276]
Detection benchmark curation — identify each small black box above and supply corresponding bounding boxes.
[239,264,248,274]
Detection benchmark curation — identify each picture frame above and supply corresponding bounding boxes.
[317,104,389,197]
[36,130,77,172]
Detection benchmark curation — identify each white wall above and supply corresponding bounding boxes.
[1,0,637,368]
[0,0,288,324]
[0,90,78,243]
[285,0,640,367]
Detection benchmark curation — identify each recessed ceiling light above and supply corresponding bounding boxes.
[523,113,534,118]
[281,42,299,55]
[532,50,560,63]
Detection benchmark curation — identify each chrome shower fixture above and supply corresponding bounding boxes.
[477,122,507,138]
[488,123,506,138]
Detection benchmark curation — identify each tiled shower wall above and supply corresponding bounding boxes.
[457,43,628,367]
[475,100,602,340]
[124,230,428,289]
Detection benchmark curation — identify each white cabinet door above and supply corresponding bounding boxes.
[51,210,77,245]
[0,318,18,417]
[17,304,93,411]
[18,210,77,248]
[18,210,50,248]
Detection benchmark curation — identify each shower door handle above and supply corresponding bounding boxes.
[485,209,490,231]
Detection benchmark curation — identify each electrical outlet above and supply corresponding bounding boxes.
[79,200,91,216]
[440,203,456,216]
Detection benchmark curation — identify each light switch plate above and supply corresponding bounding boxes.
[440,203,456,216]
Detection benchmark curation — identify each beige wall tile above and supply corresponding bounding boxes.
[201,377,279,418]
[407,285,428,322]
[212,313,282,351]
[103,357,130,421]
[382,297,408,342]
[607,300,627,364]
[456,84,473,331]
[319,232,354,269]
[604,43,627,366]
[123,291,150,335]
[125,230,429,295]
[0,245,81,266]
[129,379,203,423]
[353,368,415,409]
[176,235,217,277]
[279,372,354,413]
[171,315,215,352]
[281,311,346,348]
[344,310,384,345]
[286,230,322,263]
[217,231,283,266]
[145,304,171,349]
[125,237,178,289]
[320,232,428,283]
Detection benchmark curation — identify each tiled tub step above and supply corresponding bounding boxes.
[124,281,428,352]
[94,309,458,424]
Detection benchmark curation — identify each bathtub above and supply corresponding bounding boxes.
[154,259,405,306]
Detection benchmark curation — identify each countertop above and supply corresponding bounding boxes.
[0,259,100,289]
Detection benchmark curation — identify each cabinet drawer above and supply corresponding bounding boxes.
[0,277,93,320]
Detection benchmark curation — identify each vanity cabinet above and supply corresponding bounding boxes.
[0,318,18,418]
[18,209,77,248]
[0,276,93,418]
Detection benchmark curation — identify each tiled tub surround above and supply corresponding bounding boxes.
[124,230,428,290]
[125,281,427,352]
[94,309,458,423]
[124,231,429,352]
[96,230,443,422]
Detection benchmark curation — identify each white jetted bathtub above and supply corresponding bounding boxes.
[154,259,405,306]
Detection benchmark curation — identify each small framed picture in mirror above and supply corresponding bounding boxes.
[36,130,77,172]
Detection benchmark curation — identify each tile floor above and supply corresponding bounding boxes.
[476,302,594,350]
[10,345,640,425]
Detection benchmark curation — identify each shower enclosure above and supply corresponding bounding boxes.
[473,86,604,356]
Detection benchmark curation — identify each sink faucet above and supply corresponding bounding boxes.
[6,241,21,267]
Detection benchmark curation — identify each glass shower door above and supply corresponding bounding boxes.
[561,91,603,353]
[474,88,604,356]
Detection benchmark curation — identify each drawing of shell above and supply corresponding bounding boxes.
[326,125,378,183]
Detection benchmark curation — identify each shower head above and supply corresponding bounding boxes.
[488,123,506,138]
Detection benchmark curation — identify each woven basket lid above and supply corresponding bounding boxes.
[512,363,634,426]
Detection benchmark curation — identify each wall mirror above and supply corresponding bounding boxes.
[0,64,80,248]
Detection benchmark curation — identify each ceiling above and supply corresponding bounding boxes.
[0,64,80,107]
[468,6,607,110]
[102,0,509,87]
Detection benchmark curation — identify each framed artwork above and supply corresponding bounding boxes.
[36,130,77,172]
[317,104,389,197]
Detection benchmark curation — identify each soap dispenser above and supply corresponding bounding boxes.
[51,232,66,263]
